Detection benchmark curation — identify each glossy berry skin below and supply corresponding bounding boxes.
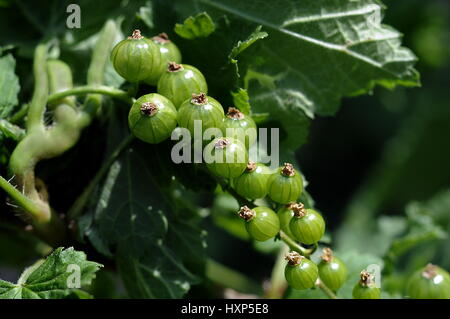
[239,206,280,241]
[111,30,161,83]
[157,63,208,108]
[222,108,257,149]
[277,205,296,239]
[289,208,325,245]
[267,163,303,204]
[128,93,177,144]
[233,162,271,199]
[144,33,182,85]
[406,264,450,299]
[284,254,319,290]
[205,138,248,178]
[177,93,224,137]
[318,250,348,292]
[352,283,381,299]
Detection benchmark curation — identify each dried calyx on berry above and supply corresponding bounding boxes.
[285,251,303,266]
[214,138,230,149]
[140,102,158,117]
[281,163,296,176]
[290,202,306,218]
[359,270,374,287]
[238,205,255,221]
[226,107,245,120]
[128,29,144,39]
[422,263,439,279]
[246,161,257,172]
[167,61,183,72]
[321,247,333,263]
[191,92,208,105]
[152,32,170,43]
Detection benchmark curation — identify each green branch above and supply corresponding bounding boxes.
[0,176,42,219]
[279,230,314,257]
[26,44,48,132]
[47,85,133,105]
[316,279,338,299]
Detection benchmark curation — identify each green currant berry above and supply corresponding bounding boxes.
[289,204,325,245]
[177,93,224,137]
[406,264,450,299]
[222,107,257,149]
[128,93,177,144]
[284,251,318,290]
[233,161,271,199]
[277,203,297,239]
[157,62,208,108]
[267,163,303,204]
[238,206,280,241]
[111,29,162,83]
[205,137,248,178]
[352,270,381,299]
[144,33,182,85]
[318,248,348,292]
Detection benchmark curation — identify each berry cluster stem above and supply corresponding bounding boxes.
[279,230,313,257]
[315,278,338,299]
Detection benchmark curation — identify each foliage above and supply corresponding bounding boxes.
[0,0,448,300]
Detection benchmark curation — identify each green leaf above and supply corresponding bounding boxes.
[386,202,447,260]
[229,25,268,59]
[0,247,102,299]
[175,0,419,150]
[231,88,251,115]
[81,139,207,298]
[137,1,154,29]
[0,119,25,141]
[174,12,216,39]
[0,54,20,118]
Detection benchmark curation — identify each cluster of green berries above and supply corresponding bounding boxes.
[111,30,450,299]
[238,201,325,244]
[284,248,348,292]
[111,30,306,204]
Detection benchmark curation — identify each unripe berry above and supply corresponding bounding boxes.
[352,270,381,299]
[238,206,280,241]
[111,30,162,82]
[157,62,207,108]
[128,93,177,144]
[284,251,318,290]
[406,264,450,299]
[205,137,248,178]
[233,161,271,199]
[222,107,257,149]
[267,163,303,204]
[177,93,224,137]
[318,248,348,292]
[289,203,325,245]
